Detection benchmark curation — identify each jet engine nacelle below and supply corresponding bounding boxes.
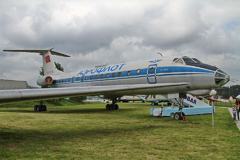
[37,76,53,87]
[187,89,211,96]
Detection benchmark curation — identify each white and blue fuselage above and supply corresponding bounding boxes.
[50,56,229,98]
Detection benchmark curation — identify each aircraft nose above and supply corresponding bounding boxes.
[214,69,230,86]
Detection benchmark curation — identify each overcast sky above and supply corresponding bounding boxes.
[0,0,239,87]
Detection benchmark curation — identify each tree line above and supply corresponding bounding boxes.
[216,85,240,99]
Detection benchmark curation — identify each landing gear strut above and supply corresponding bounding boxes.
[34,100,47,112]
[106,98,119,110]
[173,94,186,120]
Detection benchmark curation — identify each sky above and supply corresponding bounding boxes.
[0,0,239,87]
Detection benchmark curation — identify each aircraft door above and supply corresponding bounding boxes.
[147,64,157,84]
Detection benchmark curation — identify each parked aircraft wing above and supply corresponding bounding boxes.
[0,82,189,104]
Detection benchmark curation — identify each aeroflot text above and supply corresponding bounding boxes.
[185,96,197,104]
[77,64,126,76]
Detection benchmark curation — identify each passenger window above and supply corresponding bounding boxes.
[106,73,109,78]
[85,76,88,80]
[118,72,121,77]
[101,74,103,79]
[137,69,140,74]
[112,73,115,78]
[90,75,93,80]
[81,76,84,82]
[95,75,98,79]
[77,77,80,81]
[127,71,131,76]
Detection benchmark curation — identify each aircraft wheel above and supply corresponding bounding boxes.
[106,104,110,110]
[174,112,182,120]
[110,104,115,110]
[114,104,119,110]
[42,105,47,111]
[34,105,38,112]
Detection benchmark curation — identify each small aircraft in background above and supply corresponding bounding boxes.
[137,95,171,106]
[207,95,233,102]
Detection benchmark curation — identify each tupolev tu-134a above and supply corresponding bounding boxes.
[1,48,230,118]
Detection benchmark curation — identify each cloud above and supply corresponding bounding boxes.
[0,0,240,87]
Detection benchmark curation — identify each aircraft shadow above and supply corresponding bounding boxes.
[0,125,161,146]
[0,108,136,114]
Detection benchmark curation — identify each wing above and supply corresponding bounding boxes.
[0,82,189,104]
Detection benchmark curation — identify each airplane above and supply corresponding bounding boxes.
[0,48,230,120]
[119,95,144,102]
[207,95,233,102]
[137,95,171,106]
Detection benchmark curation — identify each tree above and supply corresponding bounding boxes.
[216,85,240,99]
[39,62,64,76]
[70,96,87,103]
[54,62,64,72]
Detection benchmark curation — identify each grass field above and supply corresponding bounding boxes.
[0,102,240,159]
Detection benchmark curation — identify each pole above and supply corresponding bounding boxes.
[212,101,214,128]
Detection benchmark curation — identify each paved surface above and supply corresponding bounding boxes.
[228,108,240,130]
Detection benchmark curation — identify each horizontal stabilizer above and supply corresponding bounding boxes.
[3,48,70,57]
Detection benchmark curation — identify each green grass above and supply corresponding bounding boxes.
[0,102,239,159]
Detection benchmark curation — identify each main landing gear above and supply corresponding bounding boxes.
[34,100,47,112]
[106,98,119,110]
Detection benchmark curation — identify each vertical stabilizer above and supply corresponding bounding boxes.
[41,50,61,76]
[3,48,70,76]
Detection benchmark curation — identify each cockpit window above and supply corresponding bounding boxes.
[173,58,178,62]
[182,57,195,64]
[192,58,201,63]
[214,69,229,86]
[175,59,184,64]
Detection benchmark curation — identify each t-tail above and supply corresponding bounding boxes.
[3,48,70,87]
[3,48,70,76]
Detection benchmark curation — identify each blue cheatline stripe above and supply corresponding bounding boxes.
[54,65,215,85]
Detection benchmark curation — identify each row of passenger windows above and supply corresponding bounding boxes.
[57,69,141,83]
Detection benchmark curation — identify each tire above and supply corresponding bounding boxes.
[34,105,38,112]
[110,104,115,110]
[174,112,182,120]
[36,105,40,112]
[106,104,110,110]
[170,112,174,117]
[114,104,119,110]
[43,105,47,111]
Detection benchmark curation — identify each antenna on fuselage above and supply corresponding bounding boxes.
[158,53,163,57]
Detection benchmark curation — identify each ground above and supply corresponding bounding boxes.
[0,102,239,159]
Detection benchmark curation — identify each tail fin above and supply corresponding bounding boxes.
[228,96,233,102]
[3,48,70,76]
